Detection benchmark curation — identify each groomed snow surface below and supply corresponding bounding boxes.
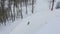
[35,10,60,34]
[0,0,60,34]
[35,0,60,34]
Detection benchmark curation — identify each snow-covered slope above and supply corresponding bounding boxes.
[0,0,60,34]
[10,0,49,34]
[35,0,60,34]
[10,0,60,34]
[35,8,60,34]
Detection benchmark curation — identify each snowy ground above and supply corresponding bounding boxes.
[35,9,60,34]
[10,0,49,34]
[35,0,60,34]
[0,0,60,34]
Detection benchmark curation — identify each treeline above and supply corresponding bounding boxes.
[0,0,36,25]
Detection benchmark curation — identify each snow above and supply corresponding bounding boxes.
[0,0,60,34]
[35,0,60,34]
[10,0,49,34]
[35,9,60,34]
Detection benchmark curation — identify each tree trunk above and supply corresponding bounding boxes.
[32,0,34,13]
[13,3,15,21]
[20,2,23,19]
[25,0,28,14]
[51,0,54,11]
[1,0,5,24]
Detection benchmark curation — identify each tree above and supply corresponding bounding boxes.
[20,1,23,19]
[25,0,28,14]
[51,0,55,11]
[0,0,8,25]
[32,0,34,13]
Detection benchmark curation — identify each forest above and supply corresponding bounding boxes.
[0,0,36,25]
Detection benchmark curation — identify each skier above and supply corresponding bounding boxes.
[27,21,30,25]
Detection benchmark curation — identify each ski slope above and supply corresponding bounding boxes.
[0,0,60,34]
[10,0,50,34]
[35,9,60,34]
[10,0,60,34]
[35,0,60,34]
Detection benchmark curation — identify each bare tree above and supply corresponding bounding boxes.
[0,0,8,25]
[25,0,28,14]
[0,0,35,25]
[51,0,55,11]
[20,1,23,19]
[32,0,34,13]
